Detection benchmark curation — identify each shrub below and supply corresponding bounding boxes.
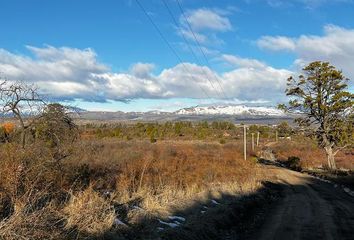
[285,156,302,171]
[219,138,226,144]
[0,123,15,143]
[2,123,15,135]
[34,103,78,149]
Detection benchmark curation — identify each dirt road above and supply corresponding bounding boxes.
[251,167,354,240]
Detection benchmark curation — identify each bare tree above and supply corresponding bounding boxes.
[0,77,45,148]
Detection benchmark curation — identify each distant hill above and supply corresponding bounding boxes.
[72,104,295,125]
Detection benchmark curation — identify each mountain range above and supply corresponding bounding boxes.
[72,105,294,124]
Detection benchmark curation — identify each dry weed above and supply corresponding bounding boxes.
[63,186,115,236]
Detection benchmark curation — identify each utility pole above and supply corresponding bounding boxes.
[256,132,260,146]
[244,125,247,160]
[251,133,255,151]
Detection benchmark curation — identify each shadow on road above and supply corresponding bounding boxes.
[77,162,354,240]
[78,180,286,240]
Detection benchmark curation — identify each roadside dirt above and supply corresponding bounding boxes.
[249,166,354,240]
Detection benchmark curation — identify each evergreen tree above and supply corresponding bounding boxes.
[279,61,353,169]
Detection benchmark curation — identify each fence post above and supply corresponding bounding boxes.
[251,133,255,151]
[256,131,260,146]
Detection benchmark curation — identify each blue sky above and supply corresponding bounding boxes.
[1,0,353,112]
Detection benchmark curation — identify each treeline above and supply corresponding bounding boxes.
[80,121,293,142]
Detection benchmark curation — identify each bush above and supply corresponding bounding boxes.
[34,103,78,149]
[285,156,302,171]
[0,123,15,143]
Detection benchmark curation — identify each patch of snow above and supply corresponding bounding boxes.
[312,176,331,184]
[342,187,354,197]
[168,216,186,222]
[114,218,127,226]
[157,227,164,231]
[132,206,144,211]
[201,210,206,214]
[175,105,286,116]
[211,200,220,205]
[158,219,179,228]
[202,206,208,209]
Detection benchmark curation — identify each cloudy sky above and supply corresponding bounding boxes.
[1,0,353,112]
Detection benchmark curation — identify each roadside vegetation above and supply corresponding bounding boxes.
[0,126,264,239]
[0,61,353,239]
[0,116,352,239]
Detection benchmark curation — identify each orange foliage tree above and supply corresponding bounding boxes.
[2,122,15,134]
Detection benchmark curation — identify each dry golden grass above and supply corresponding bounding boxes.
[0,138,263,239]
[0,189,63,240]
[65,139,256,194]
[1,120,351,239]
[63,186,115,236]
[0,204,63,240]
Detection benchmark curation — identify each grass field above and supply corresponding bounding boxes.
[0,121,352,239]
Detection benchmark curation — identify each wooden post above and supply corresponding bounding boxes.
[276,130,278,142]
[243,125,247,160]
[256,132,260,146]
[251,133,255,151]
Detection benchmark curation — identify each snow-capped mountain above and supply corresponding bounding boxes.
[73,105,292,124]
[174,105,286,116]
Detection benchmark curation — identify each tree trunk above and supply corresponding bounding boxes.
[18,118,26,149]
[20,130,26,149]
[13,111,26,149]
[324,146,336,170]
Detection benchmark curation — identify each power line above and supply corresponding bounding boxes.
[176,0,230,100]
[161,0,223,99]
[134,0,211,99]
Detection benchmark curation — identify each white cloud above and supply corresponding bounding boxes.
[222,54,267,68]
[0,45,107,83]
[257,25,354,81]
[177,8,232,47]
[130,62,155,79]
[220,55,292,101]
[181,8,232,32]
[246,0,353,9]
[295,0,352,8]
[178,28,207,44]
[257,36,296,51]
[0,45,292,104]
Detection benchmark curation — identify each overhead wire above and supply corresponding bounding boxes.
[175,0,230,100]
[134,0,212,99]
[161,0,223,99]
